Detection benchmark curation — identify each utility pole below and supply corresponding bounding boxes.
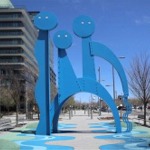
[112,56,125,104]
[98,67,101,116]
[112,66,115,101]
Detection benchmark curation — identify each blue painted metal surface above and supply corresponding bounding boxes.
[53,30,79,103]
[73,15,95,38]
[52,30,80,132]
[34,12,57,135]
[90,42,132,131]
[73,16,96,79]
[52,28,121,133]
[34,12,132,135]
[90,42,128,95]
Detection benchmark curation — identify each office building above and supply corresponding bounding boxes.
[0,0,57,113]
[0,0,38,112]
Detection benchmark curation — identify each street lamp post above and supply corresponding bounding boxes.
[71,106,73,117]
[98,67,101,116]
[69,105,71,120]
[112,56,125,103]
[112,66,115,101]
[90,94,96,119]
[91,105,93,119]
[80,98,81,110]
[88,97,91,117]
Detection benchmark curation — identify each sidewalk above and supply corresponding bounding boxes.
[0,110,150,150]
[48,110,122,150]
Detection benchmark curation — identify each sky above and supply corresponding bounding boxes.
[12,0,150,103]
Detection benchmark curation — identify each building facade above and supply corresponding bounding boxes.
[0,0,57,114]
[0,1,38,113]
[49,40,57,101]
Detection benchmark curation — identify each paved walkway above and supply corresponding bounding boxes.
[0,110,150,150]
[47,110,123,150]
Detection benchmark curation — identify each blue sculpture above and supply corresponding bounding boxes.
[34,12,57,135]
[34,12,132,135]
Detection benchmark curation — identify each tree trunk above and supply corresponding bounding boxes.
[144,103,147,126]
[7,106,9,114]
[16,103,19,126]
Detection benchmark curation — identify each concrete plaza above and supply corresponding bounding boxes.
[49,110,123,150]
[0,110,150,150]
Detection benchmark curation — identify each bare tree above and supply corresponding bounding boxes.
[0,65,38,124]
[62,96,75,112]
[26,86,36,120]
[0,87,15,113]
[0,68,25,125]
[129,53,150,125]
[8,74,24,126]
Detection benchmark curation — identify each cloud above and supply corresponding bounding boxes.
[135,16,150,25]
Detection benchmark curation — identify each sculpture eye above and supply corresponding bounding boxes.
[57,35,60,38]
[38,16,41,19]
[65,35,68,38]
[88,21,91,24]
[81,21,84,24]
[45,16,49,19]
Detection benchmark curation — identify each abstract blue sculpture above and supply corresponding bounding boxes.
[34,12,132,135]
[34,12,57,135]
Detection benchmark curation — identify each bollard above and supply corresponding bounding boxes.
[88,107,90,116]
[91,108,93,119]
[69,108,71,120]
[74,109,76,115]
[120,109,122,119]
[71,107,73,117]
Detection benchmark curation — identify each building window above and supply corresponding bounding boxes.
[0,56,24,63]
[0,30,23,36]
[0,39,24,45]
[0,12,22,18]
[0,47,23,54]
[0,69,5,75]
[0,21,23,27]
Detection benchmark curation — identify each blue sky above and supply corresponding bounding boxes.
[12,0,150,102]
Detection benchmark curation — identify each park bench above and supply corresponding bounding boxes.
[137,114,144,119]
[131,113,150,126]
[0,118,14,131]
[132,114,145,124]
[137,114,144,124]
[18,116,26,125]
[137,115,150,126]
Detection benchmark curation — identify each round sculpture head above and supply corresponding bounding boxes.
[73,15,95,38]
[34,12,58,30]
[53,30,72,49]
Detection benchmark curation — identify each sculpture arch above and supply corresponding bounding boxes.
[52,82,121,133]
[34,12,132,135]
